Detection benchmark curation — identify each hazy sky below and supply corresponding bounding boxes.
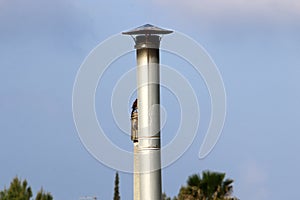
[1,0,299,200]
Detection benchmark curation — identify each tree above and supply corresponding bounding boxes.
[177,171,234,200]
[0,177,53,200]
[199,171,233,200]
[113,172,120,200]
[162,192,171,200]
[35,188,53,200]
[0,177,32,200]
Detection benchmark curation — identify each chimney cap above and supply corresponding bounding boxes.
[122,24,173,35]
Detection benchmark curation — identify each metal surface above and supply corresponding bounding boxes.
[137,47,161,200]
[133,143,140,200]
[79,197,97,200]
[124,24,172,200]
[131,100,140,200]
[122,24,173,35]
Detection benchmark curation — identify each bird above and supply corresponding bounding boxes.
[131,99,138,116]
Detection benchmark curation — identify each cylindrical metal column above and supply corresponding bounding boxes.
[131,107,140,200]
[133,142,140,200]
[136,36,161,200]
[123,24,172,200]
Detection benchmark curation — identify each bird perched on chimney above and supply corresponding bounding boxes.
[131,99,138,116]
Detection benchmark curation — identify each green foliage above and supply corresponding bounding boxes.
[113,172,120,200]
[176,171,234,200]
[0,177,32,200]
[35,188,53,200]
[162,192,171,200]
[0,177,53,200]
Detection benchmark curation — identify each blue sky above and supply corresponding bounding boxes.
[0,0,300,199]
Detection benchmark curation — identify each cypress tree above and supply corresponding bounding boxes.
[113,172,120,200]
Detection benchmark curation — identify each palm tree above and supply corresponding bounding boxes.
[177,174,201,200]
[177,171,234,200]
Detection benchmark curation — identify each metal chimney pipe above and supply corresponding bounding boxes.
[130,99,140,200]
[137,40,161,200]
[123,24,172,200]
